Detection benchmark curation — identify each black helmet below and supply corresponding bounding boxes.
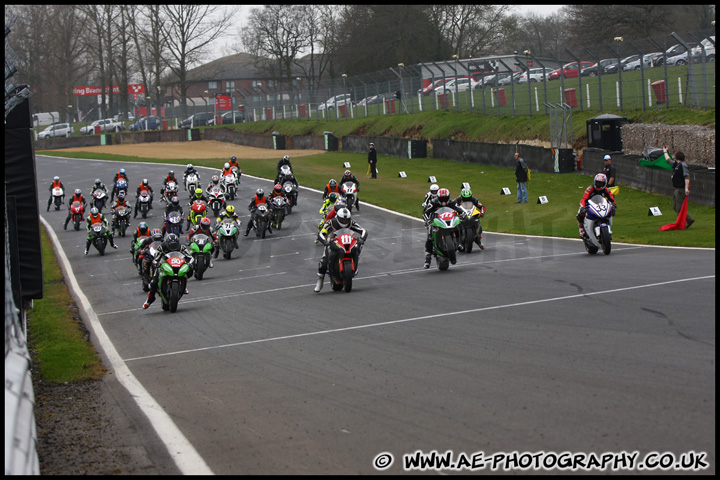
[138,222,149,234]
[164,233,181,251]
[328,192,338,203]
[94,179,102,186]
[151,228,163,241]
[168,170,175,177]
[230,156,237,162]
[171,196,179,206]
[256,188,264,198]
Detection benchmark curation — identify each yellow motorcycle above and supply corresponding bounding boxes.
[457,201,485,253]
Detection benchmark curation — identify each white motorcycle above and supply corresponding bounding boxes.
[582,194,614,255]
[51,186,64,210]
[185,173,200,196]
[221,173,237,200]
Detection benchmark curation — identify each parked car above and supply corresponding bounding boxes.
[692,36,715,62]
[220,111,244,124]
[417,78,453,95]
[548,61,594,80]
[652,43,698,66]
[179,112,215,129]
[436,77,475,94]
[517,67,554,83]
[604,56,638,74]
[317,93,353,112]
[474,72,512,88]
[357,92,395,107]
[497,72,523,86]
[581,59,618,77]
[665,51,690,66]
[623,54,655,71]
[112,112,135,122]
[129,116,162,131]
[80,118,123,135]
[37,122,73,139]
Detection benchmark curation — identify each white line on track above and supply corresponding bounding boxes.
[123,274,714,363]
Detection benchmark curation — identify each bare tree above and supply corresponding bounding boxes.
[293,5,337,101]
[160,5,235,117]
[427,5,515,58]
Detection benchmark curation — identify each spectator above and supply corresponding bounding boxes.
[664,147,695,229]
[603,155,616,188]
[514,152,528,203]
[368,142,377,179]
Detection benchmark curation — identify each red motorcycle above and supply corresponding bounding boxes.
[70,201,85,230]
[326,228,363,292]
[188,199,208,229]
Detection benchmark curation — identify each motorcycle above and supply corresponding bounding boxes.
[582,194,614,255]
[51,186,64,210]
[165,211,183,235]
[185,173,200,197]
[70,201,85,230]
[207,187,226,218]
[136,191,151,218]
[231,166,242,185]
[188,199,208,229]
[140,240,163,292]
[112,206,131,237]
[89,224,108,256]
[217,218,240,259]
[325,228,363,293]
[283,181,298,212]
[270,196,288,230]
[92,188,107,212]
[162,181,178,205]
[457,201,485,253]
[156,251,192,312]
[250,204,271,238]
[188,232,213,279]
[341,181,358,212]
[114,178,128,200]
[430,207,461,271]
[131,237,147,275]
[222,172,237,200]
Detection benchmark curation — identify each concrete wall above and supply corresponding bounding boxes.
[432,140,561,174]
[202,128,276,149]
[342,135,428,159]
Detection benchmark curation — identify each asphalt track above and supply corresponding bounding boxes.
[36,155,715,474]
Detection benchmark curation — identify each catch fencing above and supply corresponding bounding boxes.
[229,28,714,123]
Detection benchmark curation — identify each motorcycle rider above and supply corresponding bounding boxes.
[134,179,154,217]
[314,208,368,293]
[183,164,200,185]
[228,155,240,172]
[63,188,87,230]
[269,183,289,203]
[453,188,486,250]
[275,169,299,206]
[325,198,346,224]
[339,170,360,211]
[89,178,109,211]
[110,191,132,231]
[187,187,209,230]
[216,205,242,249]
[323,179,341,200]
[319,192,339,219]
[277,154,293,175]
[142,233,194,309]
[206,174,227,195]
[160,170,178,201]
[576,173,617,239]
[84,207,118,254]
[187,217,219,267]
[221,162,234,178]
[162,196,184,234]
[135,228,164,284]
[47,176,65,211]
[111,168,129,199]
[130,221,151,261]
[422,184,440,210]
[422,188,466,269]
[244,188,272,236]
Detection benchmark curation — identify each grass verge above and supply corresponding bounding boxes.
[28,223,105,383]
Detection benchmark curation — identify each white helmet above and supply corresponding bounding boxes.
[336,208,352,228]
[430,183,439,194]
[224,162,230,169]
[594,173,608,190]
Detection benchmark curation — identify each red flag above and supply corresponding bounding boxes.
[659,196,688,231]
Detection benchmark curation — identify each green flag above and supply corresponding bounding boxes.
[639,151,672,170]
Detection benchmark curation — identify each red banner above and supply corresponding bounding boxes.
[215,95,232,111]
[73,84,145,96]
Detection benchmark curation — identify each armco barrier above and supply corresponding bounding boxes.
[290,135,327,150]
[341,135,428,159]
[202,128,279,149]
[432,139,559,174]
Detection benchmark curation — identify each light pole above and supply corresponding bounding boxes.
[203,90,209,115]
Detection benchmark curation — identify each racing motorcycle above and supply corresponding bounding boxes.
[185,173,200,197]
[70,201,85,230]
[457,201,485,253]
[136,191,151,218]
[164,211,183,236]
[140,240,163,292]
[207,187,226,218]
[112,205,131,237]
[282,181,298,213]
[221,172,237,200]
[51,186,64,210]
[155,251,192,313]
[217,218,240,259]
[341,181,358,212]
[270,195,288,230]
[91,188,107,212]
[325,228,363,293]
[231,165,242,185]
[582,194,614,255]
[250,204,271,238]
[114,178,128,200]
[188,232,213,279]
[188,199,208,229]
[88,224,109,256]
[162,181,178,205]
[430,207,461,271]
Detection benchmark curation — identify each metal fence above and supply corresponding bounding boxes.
[233,28,714,123]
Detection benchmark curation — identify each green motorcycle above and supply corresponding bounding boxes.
[157,251,192,312]
[430,207,461,271]
[188,233,213,280]
[217,218,240,259]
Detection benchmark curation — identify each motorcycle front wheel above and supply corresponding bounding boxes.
[169,282,180,313]
[194,255,205,280]
[600,227,612,255]
[343,260,353,292]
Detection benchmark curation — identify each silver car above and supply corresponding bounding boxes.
[37,123,73,139]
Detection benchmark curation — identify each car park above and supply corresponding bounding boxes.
[79,118,123,134]
[417,78,453,95]
[665,51,691,66]
[497,72,523,86]
[517,67,553,83]
[436,77,476,93]
[548,61,594,80]
[37,122,73,139]
[179,112,215,129]
[652,42,698,66]
[623,54,655,71]
[317,93,353,112]
[129,116,162,131]
[604,55,639,74]
[474,71,512,88]
[580,59,618,77]
[357,92,395,107]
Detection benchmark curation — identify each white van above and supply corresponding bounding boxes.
[32,112,61,127]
